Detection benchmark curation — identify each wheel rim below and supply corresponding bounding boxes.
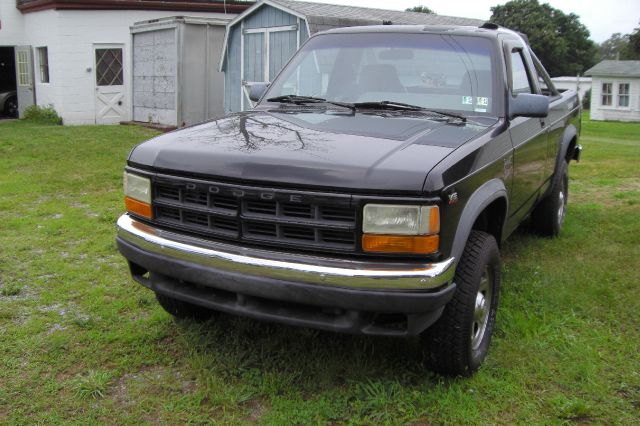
[7,100,18,117]
[471,267,493,350]
[557,179,567,227]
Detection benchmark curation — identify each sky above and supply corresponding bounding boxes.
[312,0,640,43]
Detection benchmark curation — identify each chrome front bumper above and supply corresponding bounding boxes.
[116,214,455,291]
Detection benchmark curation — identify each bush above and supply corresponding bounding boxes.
[23,104,63,125]
[582,88,591,110]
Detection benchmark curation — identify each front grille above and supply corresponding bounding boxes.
[151,176,357,253]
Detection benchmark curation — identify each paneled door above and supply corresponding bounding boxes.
[14,46,35,118]
[94,45,125,124]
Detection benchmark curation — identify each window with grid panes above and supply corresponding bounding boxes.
[37,47,49,83]
[95,48,123,86]
[601,82,612,106]
[618,83,629,107]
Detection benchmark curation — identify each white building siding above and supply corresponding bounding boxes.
[1,7,232,124]
[550,77,591,101]
[590,77,640,122]
[0,1,26,45]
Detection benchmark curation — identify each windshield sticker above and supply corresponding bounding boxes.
[476,97,489,107]
[462,96,473,105]
[474,108,487,112]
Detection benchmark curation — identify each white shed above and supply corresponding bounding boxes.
[550,76,591,101]
[131,17,229,127]
[584,60,640,122]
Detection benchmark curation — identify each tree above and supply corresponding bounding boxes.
[623,23,640,59]
[598,33,630,60]
[596,22,640,61]
[490,0,597,76]
[406,6,434,14]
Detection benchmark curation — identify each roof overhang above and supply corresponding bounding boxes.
[17,0,253,14]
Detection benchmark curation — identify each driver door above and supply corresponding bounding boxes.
[505,41,549,218]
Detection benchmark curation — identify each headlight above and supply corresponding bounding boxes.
[123,172,152,218]
[362,204,439,254]
[363,204,439,235]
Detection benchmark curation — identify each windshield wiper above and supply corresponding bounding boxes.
[352,101,467,122]
[351,100,423,111]
[266,95,355,111]
[267,95,326,104]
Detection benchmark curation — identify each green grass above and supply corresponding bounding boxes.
[1,115,639,424]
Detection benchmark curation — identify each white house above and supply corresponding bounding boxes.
[584,60,640,122]
[0,0,253,125]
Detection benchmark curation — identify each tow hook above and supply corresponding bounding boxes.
[573,144,583,162]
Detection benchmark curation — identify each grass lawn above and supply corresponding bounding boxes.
[0,115,639,425]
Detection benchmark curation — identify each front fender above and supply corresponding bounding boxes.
[450,178,508,262]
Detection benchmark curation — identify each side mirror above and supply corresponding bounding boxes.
[248,83,269,102]
[509,93,549,118]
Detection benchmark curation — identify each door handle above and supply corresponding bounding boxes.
[540,119,546,128]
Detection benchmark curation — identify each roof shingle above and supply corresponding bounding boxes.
[584,60,640,77]
[270,0,484,32]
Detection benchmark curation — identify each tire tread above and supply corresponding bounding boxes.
[423,230,500,376]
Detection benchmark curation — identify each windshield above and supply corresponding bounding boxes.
[263,32,499,115]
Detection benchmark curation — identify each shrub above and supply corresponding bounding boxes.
[582,88,591,110]
[23,104,63,125]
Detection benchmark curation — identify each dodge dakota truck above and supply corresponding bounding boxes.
[116,24,582,376]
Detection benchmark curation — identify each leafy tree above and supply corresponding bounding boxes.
[598,33,630,60]
[490,0,597,76]
[623,23,640,59]
[596,23,640,61]
[406,6,434,14]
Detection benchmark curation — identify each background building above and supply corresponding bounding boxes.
[585,60,640,122]
[0,0,252,124]
[550,76,592,101]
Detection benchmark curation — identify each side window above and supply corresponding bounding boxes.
[601,83,612,106]
[618,83,630,107]
[533,61,558,97]
[37,47,50,83]
[510,50,533,96]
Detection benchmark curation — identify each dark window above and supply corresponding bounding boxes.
[95,48,123,86]
[601,83,612,106]
[510,50,533,96]
[37,47,49,83]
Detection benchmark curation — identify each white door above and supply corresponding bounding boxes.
[94,45,125,124]
[14,46,36,118]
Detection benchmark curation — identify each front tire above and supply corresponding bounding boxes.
[155,293,214,321]
[532,160,568,237]
[422,230,501,376]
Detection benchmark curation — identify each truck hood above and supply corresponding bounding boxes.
[128,109,493,193]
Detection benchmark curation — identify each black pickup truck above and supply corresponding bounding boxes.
[117,24,582,376]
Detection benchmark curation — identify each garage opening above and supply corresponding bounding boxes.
[0,46,18,118]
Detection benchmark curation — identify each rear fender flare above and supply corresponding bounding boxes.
[556,125,578,171]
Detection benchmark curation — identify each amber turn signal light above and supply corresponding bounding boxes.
[362,234,439,254]
[125,196,153,219]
